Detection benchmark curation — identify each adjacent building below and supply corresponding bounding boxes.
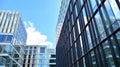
[56,0,70,43]
[0,10,27,67]
[23,45,56,67]
[56,0,120,67]
[47,48,56,67]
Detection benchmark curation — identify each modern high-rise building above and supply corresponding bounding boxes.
[56,0,120,67]
[0,10,27,67]
[23,45,56,67]
[56,0,70,43]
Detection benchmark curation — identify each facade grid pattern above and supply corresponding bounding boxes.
[56,0,120,67]
[23,45,56,67]
[0,10,27,67]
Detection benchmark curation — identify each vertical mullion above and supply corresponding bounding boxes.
[87,0,103,67]
[98,1,118,67]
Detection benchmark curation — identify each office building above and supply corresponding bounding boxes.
[56,0,70,43]
[23,45,56,67]
[56,0,120,67]
[0,10,27,67]
[47,48,56,67]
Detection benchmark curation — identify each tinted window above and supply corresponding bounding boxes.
[0,35,5,42]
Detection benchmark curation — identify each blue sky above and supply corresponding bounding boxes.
[1,0,61,48]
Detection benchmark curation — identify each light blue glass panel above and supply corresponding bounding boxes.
[108,0,120,19]
[90,0,97,12]
[0,35,5,42]
[6,35,13,43]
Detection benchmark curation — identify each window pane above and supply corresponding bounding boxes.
[86,26,93,49]
[90,51,97,67]
[6,35,13,42]
[102,40,115,67]
[95,12,105,34]
[83,57,86,67]
[40,47,45,53]
[115,31,120,46]
[104,1,115,26]
[82,7,88,25]
[108,0,120,19]
[110,36,120,64]
[75,5,78,17]
[0,35,5,42]
[77,19,81,33]
[79,0,83,6]
[80,36,84,55]
[90,0,97,12]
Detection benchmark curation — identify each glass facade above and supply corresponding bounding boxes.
[56,0,120,67]
[0,11,27,67]
[56,0,70,42]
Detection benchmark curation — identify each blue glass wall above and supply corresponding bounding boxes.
[56,0,120,67]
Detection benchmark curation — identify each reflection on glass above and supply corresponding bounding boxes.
[80,36,84,55]
[0,35,5,42]
[91,20,98,42]
[115,31,120,45]
[95,12,105,34]
[0,45,12,53]
[100,32,106,40]
[83,57,86,67]
[112,20,119,31]
[110,36,120,64]
[90,0,97,12]
[90,51,97,67]
[102,40,115,67]
[77,19,81,34]
[6,35,13,42]
[108,0,120,19]
[104,1,115,24]
[86,26,93,49]
[82,7,88,25]
[79,0,83,6]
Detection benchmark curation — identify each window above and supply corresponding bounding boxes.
[108,0,120,19]
[90,51,97,67]
[25,50,27,54]
[0,35,5,42]
[50,59,56,63]
[110,36,120,65]
[6,35,13,42]
[115,31,120,45]
[34,46,36,50]
[79,0,83,6]
[75,5,78,17]
[80,36,84,55]
[82,7,88,25]
[51,55,56,58]
[86,26,93,49]
[102,40,115,67]
[83,57,86,67]
[77,18,81,34]
[90,0,97,12]
[29,50,32,54]
[103,1,115,27]
[40,47,45,53]
[30,46,32,50]
[95,12,105,34]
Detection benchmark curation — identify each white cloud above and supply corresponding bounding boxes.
[24,21,53,48]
